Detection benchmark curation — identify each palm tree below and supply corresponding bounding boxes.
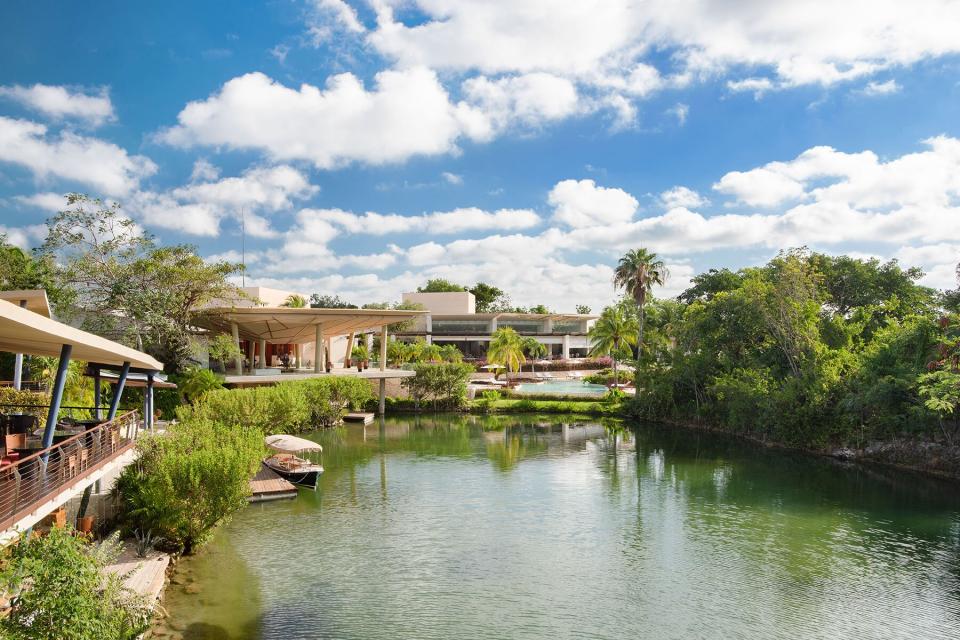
[487,327,526,375]
[588,305,638,386]
[282,294,308,308]
[522,337,548,372]
[613,248,668,357]
[439,344,463,363]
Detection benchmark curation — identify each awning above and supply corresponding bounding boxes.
[0,299,163,371]
[193,307,426,344]
[0,290,52,318]
[265,434,323,453]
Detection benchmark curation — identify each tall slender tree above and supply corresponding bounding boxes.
[588,305,638,385]
[487,327,526,374]
[613,248,668,357]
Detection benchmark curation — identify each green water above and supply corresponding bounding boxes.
[156,415,960,640]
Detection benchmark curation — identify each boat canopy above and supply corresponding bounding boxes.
[265,434,323,454]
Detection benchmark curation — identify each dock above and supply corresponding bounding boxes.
[344,412,376,425]
[248,465,298,502]
[102,542,169,608]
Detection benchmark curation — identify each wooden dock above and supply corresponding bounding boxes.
[344,412,376,425]
[102,543,169,608]
[248,465,298,502]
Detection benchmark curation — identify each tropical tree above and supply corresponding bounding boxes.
[588,304,639,386]
[470,282,508,312]
[439,344,463,363]
[522,337,548,372]
[613,248,668,356]
[417,278,466,292]
[282,294,307,308]
[487,327,526,374]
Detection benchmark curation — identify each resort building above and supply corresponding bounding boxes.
[395,291,598,359]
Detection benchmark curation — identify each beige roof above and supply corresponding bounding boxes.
[0,298,163,371]
[0,290,52,318]
[193,307,426,343]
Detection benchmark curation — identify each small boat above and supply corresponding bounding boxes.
[262,434,324,489]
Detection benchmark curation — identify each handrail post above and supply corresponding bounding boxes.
[41,343,72,450]
[107,362,131,421]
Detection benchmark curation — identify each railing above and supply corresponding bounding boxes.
[0,410,140,532]
[0,381,46,392]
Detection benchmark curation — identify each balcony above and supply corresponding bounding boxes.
[0,410,140,534]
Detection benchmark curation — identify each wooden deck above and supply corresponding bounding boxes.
[344,412,375,424]
[248,464,298,502]
[102,542,169,607]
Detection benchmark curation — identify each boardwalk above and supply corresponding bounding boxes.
[248,464,298,502]
[102,542,170,607]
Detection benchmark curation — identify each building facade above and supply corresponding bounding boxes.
[395,291,597,359]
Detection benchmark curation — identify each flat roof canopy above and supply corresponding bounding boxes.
[0,290,52,318]
[193,307,427,343]
[0,298,163,371]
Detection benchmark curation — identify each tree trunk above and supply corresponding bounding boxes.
[638,305,645,360]
[612,338,619,387]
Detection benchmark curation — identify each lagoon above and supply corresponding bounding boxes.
[158,415,960,640]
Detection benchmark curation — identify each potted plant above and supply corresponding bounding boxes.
[352,346,368,371]
[78,514,95,534]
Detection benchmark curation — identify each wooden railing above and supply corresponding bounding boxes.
[0,410,140,532]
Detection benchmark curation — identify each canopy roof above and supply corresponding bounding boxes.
[193,307,426,343]
[0,290,52,318]
[265,434,323,453]
[0,298,163,371]
[85,369,177,389]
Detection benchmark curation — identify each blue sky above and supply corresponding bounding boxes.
[2,0,959,311]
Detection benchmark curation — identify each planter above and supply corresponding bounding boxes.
[78,515,95,534]
[43,507,67,528]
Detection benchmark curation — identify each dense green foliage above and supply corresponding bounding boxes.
[113,418,263,554]
[401,362,475,410]
[487,327,526,373]
[417,278,467,292]
[177,377,373,433]
[584,368,632,385]
[385,338,463,366]
[310,293,358,308]
[588,303,637,384]
[0,529,151,639]
[175,367,225,404]
[632,249,948,448]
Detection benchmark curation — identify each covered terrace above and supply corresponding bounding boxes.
[192,306,427,413]
[0,297,164,539]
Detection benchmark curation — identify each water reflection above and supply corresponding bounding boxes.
[159,415,960,640]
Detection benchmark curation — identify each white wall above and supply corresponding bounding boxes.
[402,291,475,314]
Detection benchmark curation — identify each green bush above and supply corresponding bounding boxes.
[177,376,372,434]
[114,417,263,554]
[583,368,632,385]
[401,362,474,411]
[0,387,49,425]
[175,367,224,404]
[0,528,151,639]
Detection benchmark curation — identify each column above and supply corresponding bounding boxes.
[366,333,373,352]
[326,337,333,370]
[146,373,155,431]
[562,334,571,359]
[107,362,130,421]
[295,344,302,369]
[42,344,73,451]
[544,317,554,334]
[425,314,433,335]
[314,324,324,373]
[344,331,356,366]
[259,339,266,369]
[246,340,255,373]
[380,325,388,371]
[12,299,26,389]
[231,322,243,375]
[490,316,498,332]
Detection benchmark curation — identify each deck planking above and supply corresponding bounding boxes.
[248,464,298,502]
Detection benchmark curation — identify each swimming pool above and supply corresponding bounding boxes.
[512,379,609,396]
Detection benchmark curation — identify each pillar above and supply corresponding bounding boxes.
[326,337,333,368]
[42,343,72,450]
[295,343,302,369]
[344,331,356,366]
[107,361,130,421]
[314,324,324,373]
[146,373,155,431]
[425,314,433,334]
[231,322,243,375]
[366,333,373,352]
[93,367,101,420]
[544,317,554,334]
[246,340,255,373]
[380,325,388,371]
[562,334,571,360]
[12,299,26,390]
[259,339,266,369]
[490,316,498,332]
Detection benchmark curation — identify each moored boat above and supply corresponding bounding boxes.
[262,434,324,489]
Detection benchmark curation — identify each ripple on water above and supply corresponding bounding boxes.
[159,417,960,640]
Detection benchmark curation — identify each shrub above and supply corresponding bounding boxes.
[474,390,501,413]
[584,368,632,385]
[0,528,152,639]
[402,362,474,411]
[175,366,224,404]
[0,387,48,426]
[114,417,263,554]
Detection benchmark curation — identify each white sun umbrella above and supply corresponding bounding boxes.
[264,434,323,454]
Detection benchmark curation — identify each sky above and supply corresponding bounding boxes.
[1,0,959,312]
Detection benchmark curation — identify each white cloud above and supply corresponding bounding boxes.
[293,206,541,236]
[0,224,47,249]
[441,171,463,185]
[668,102,689,125]
[660,186,707,209]
[713,168,806,207]
[0,83,115,126]
[726,77,775,98]
[549,179,638,228]
[461,72,580,135]
[131,164,317,238]
[367,0,960,89]
[310,0,364,34]
[13,192,66,211]
[0,116,156,196]
[159,68,486,168]
[860,79,901,96]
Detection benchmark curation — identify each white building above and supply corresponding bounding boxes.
[395,291,597,359]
